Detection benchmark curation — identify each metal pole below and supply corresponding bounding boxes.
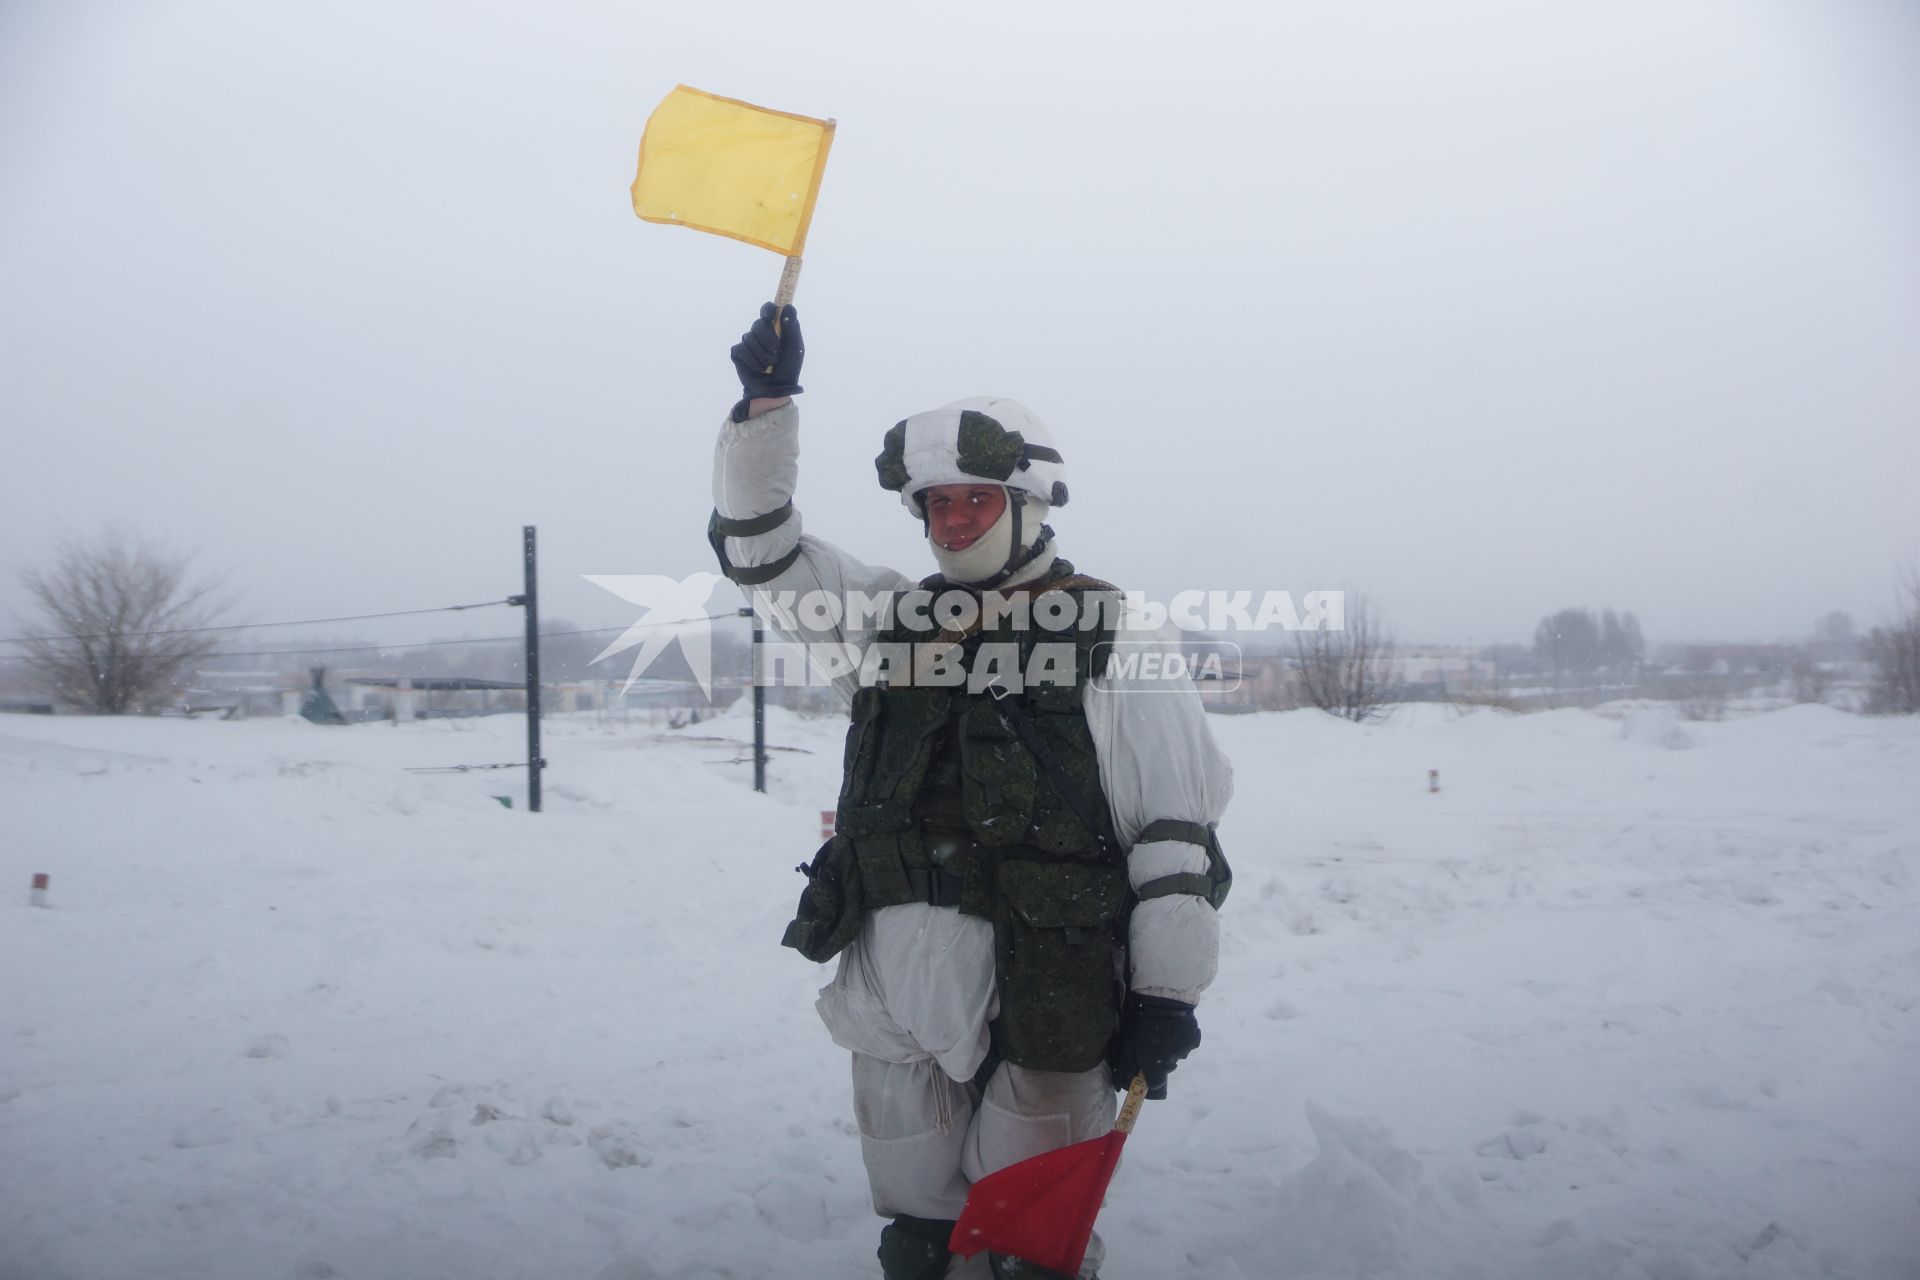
[754,620,768,794]
[740,605,766,793]
[509,525,545,812]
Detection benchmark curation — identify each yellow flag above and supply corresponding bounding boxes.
[631,85,835,257]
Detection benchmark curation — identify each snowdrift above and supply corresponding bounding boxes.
[2,703,1915,1279]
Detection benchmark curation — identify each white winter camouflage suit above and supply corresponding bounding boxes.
[714,402,1232,1278]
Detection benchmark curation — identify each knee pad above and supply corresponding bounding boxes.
[878,1215,956,1280]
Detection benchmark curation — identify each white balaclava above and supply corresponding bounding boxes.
[929,491,1054,586]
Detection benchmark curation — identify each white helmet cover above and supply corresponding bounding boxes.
[874,397,1070,518]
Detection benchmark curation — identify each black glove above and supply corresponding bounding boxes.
[1110,993,1201,1100]
[729,301,804,422]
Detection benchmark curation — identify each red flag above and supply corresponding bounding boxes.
[949,1074,1148,1275]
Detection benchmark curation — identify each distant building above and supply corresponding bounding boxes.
[342,676,525,720]
[1669,644,1795,677]
[0,699,55,715]
[186,669,306,718]
[1379,649,1498,700]
[1192,646,1500,711]
[1194,654,1295,713]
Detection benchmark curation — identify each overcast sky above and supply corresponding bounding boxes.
[3,0,1916,659]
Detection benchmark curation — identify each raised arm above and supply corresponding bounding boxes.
[709,305,913,704]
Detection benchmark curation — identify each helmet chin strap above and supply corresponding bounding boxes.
[1008,491,1023,574]
[971,493,1055,590]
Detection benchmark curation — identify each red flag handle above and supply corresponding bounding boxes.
[1114,1072,1149,1133]
[1078,1075,1147,1232]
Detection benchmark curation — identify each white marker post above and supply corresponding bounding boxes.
[29,873,49,907]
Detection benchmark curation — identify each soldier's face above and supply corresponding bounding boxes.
[924,484,1008,552]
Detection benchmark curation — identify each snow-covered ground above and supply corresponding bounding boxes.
[2,702,1915,1280]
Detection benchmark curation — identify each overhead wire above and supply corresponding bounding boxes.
[0,612,746,662]
[0,600,512,647]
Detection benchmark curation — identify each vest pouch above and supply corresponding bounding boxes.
[838,689,885,802]
[781,837,864,964]
[992,858,1128,1072]
[959,703,1037,845]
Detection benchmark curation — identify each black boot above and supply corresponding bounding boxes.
[988,1254,1088,1280]
[878,1216,957,1280]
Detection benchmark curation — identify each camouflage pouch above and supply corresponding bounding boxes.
[991,857,1129,1072]
[781,837,864,963]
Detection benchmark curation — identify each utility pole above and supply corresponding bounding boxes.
[740,605,766,793]
[508,525,546,812]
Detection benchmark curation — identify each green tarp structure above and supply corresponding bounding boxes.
[300,666,346,725]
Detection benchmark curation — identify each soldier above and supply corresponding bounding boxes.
[709,304,1232,1279]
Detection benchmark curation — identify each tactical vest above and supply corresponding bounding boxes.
[833,561,1130,1073]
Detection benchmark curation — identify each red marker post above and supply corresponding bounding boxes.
[1428,769,1440,794]
[30,873,49,908]
[819,810,836,842]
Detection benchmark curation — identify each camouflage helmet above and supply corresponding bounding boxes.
[874,397,1069,518]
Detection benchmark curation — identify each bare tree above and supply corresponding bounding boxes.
[1533,607,1601,687]
[1292,591,1395,723]
[1787,657,1834,706]
[1863,571,1920,715]
[16,527,232,714]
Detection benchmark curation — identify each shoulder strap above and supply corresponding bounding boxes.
[1046,573,1122,596]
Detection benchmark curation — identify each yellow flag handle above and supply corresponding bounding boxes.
[765,255,803,367]
[769,114,830,354]
[774,256,803,313]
